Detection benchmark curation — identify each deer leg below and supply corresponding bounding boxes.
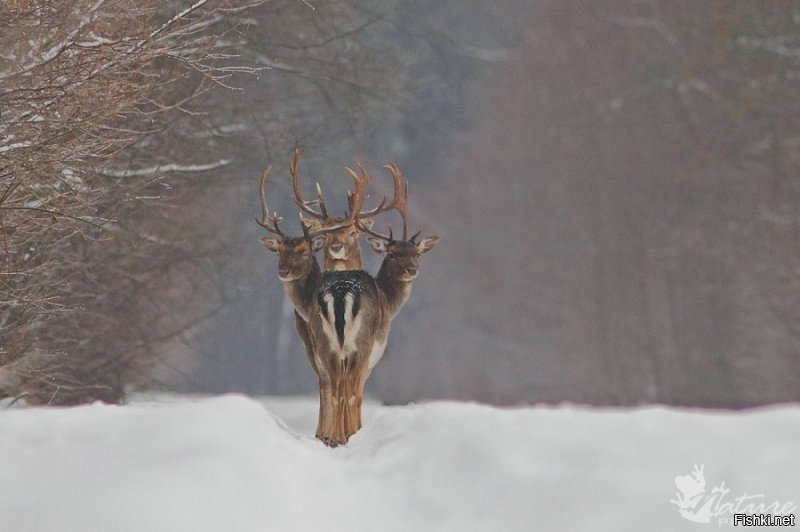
[320,357,369,446]
[340,372,350,441]
[313,348,337,446]
[326,362,348,446]
[354,368,370,431]
[342,374,360,440]
[316,377,334,444]
[342,370,357,440]
[341,363,370,441]
[356,367,371,431]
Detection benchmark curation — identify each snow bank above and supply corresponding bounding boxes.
[1,395,797,531]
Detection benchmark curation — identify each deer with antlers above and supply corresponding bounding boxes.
[290,149,393,272]
[256,162,366,442]
[257,154,439,446]
[306,164,439,445]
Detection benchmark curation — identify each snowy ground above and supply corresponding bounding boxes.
[1,395,797,532]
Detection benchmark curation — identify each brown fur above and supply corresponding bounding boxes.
[303,218,374,271]
[260,234,334,439]
[260,152,438,446]
[307,234,440,445]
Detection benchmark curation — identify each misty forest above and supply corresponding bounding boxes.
[3,0,799,408]
[1,2,799,530]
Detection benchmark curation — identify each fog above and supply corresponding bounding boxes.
[5,1,795,408]
[154,1,799,409]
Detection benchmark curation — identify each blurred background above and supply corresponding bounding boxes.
[3,1,799,408]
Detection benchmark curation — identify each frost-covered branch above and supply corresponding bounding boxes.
[100,159,231,178]
[0,0,107,81]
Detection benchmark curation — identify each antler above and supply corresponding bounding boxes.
[255,165,286,237]
[290,148,330,220]
[355,164,414,241]
[383,164,410,240]
[257,156,368,241]
[350,162,408,225]
[343,163,369,219]
[296,160,369,238]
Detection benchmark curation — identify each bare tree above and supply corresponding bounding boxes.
[1,0,412,404]
[0,0,263,403]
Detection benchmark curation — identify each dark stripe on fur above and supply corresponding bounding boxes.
[334,292,347,347]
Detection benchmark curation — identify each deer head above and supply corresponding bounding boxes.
[290,150,405,270]
[359,164,440,281]
[256,164,351,281]
[364,234,440,281]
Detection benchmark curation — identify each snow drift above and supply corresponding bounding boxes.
[1,395,797,531]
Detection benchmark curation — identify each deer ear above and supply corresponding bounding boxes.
[367,236,387,254]
[260,236,281,252]
[310,235,326,252]
[302,217,324,232]
[417,236,440,254]
[357,219,374,231]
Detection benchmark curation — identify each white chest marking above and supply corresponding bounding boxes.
[341,293,362,360]
[319,293,338,353]
[318,292,362,361]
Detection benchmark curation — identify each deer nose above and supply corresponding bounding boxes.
[278,268,290,278]
[330,244,343,253]
[406,266,418,276]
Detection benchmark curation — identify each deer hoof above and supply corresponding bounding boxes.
[317,435,343,448]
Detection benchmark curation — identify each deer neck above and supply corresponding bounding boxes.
[282,258,322,321]
[324,247,363,271]
[375,260,413,318]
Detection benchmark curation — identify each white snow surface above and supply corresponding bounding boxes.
[1,394,798,531]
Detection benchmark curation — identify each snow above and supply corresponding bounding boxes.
[1,394,797,531]
[0,141,32,153]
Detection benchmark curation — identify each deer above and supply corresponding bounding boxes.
[289,148,401,272]
[306,164,440,445]
[256,162,367,443]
